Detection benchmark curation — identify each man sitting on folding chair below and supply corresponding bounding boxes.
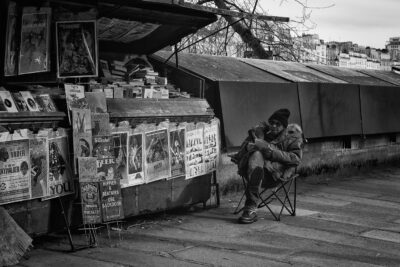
[231,108,303,224]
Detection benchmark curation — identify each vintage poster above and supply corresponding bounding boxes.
[19,7,51,75]
[0,91,18,112]
[92,136,116,181]
[91,113,111,136]
[185,127,205,179]
[30,136,49,199]
[80,182,102,224]
[144,129,170,183]
[100,179,123,222]
[169,127,185,178]
[56,21,98,78]
[0,139,31,205]
[203,123,219,173]
[78,157,97,183]
[20,91,40,112]
[38,94,57,112]
[112,132,128,181]
[4,1,17,76]
[85,92,107,113]
[72,109,92,174]
[124,132,144,187]
[46,134,74,199]
[65,84,88,110]
[12,92,29,112]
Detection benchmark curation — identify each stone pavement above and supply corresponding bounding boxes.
[15,167,400,267]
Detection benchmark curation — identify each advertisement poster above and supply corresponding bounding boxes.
[169,128,185,178]
[100,179,123,222]
[65,84,88,110]
[19,7,51,75]
[185,128,205,179]
[112,132,128,181]
[56,21,98,78]
[80,182,102,224]
[204,123,219,173]
[78,157,97,183]
[4,1,17,76]
[72,109,92,174]
[0,139,31,205]
[30,136,49,199]
[47,135,74,199]
[124,133,144,187]
[144,129,170,183]
[91,113,111,136]
[93,136,116,181]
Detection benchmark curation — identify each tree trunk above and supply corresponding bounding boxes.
[212,0,270,59]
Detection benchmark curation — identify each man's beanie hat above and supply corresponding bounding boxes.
[269,108,290,128]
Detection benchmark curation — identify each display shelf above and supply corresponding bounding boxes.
[0,111,67,131]
[108,98,215,123]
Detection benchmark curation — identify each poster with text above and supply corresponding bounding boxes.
[185,128,205,179]
[4,1,17,76]
[56,21,98,78]
[30,136,49,199]
[100,179,123,222]
[72,109,92,173]
[46,135,74,199]
[65,84,87,111]
[80,182,102,224]
[93,136,116,181]
[203,123,219,173]
[124,133,144,187]
[19,7,51,75]
[144,129,170,183]
[0,139,31,205]
[169,128,185,178]
[112,132,128,181]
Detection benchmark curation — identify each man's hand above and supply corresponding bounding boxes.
[254,138,273,158]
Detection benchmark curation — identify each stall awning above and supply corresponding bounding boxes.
[240,59,347,83]
[358,69,400,86]
[151,51,289,82]
[307,64,394,86]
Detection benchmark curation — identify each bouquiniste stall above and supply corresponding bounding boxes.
[0,0,219,236]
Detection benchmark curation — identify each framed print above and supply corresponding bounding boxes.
[4,1,18,76]
[19,7,51,75]
[56,20,98,78]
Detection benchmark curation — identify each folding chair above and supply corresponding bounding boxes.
[257,173,298,221]
[233,172,298,221]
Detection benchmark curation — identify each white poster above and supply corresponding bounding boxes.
[144,129,170,183]
[123,132,144,187]
[0,138,31,205]
[203,123,219,173]
[185,127,205,179]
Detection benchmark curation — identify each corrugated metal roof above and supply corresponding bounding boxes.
[240,59,347,83]
[151,51,289,82]
[358,69,400,86]
[307,64,395,86]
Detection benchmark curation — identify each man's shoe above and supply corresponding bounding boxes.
[238,209,258,224]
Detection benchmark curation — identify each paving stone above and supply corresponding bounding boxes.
[361,230,400,244]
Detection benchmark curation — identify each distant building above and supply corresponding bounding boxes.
[386,37,400,61]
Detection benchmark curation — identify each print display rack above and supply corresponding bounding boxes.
[0,111,66,133]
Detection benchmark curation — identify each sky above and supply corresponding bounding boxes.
[262,0,400,49]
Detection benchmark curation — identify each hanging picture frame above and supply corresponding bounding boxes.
[18,7,52,75]
[4,1,18,76]
[56,20,98,78]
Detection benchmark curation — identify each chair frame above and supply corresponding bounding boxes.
[233,173,298,221]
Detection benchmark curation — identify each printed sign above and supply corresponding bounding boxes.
[185,128,205,179]
[0,139,31,205]
[93,136,116,181]
[30,136,49,199]
[100,179,123,222]
[80,182,102,224]
[204,123,219,172]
